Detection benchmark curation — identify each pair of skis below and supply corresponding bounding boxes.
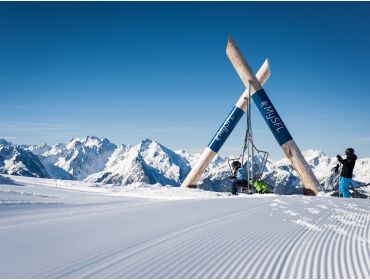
[181,36,320,196]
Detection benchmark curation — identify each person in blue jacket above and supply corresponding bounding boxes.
[230,161,248,195]
[336,148,357,198]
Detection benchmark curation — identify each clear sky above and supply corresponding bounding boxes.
[1,2,370,159]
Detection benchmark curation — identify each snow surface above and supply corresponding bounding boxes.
[1,175,370,278]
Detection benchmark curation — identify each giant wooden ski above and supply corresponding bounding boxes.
[226,36,320,196]
[181,59,271,188]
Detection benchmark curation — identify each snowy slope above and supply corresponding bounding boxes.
[0,175,369,278]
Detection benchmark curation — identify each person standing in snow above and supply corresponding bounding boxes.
[336,148,357,198]
[230,161,248,195]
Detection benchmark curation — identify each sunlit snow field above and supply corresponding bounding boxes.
[0,175,369,278]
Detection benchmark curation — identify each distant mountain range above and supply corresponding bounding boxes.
[1,136,369,194]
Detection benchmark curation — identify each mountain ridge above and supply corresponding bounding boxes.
[1,136,369,193]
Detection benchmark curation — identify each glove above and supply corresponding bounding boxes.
[337,155,342,161]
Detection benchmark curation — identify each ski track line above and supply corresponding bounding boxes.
[321,199,369,278]
[200,225,254,279]
[0,188,59,198]
[1,200,200,278]
[297,203,343,278]
[291,201,328,278]
[41,200,204,278]
[72,203,268,278]
[355,207,370,277]
[339,206,358,278]
[291,206,324,278]
[344,207,359,278]
[229,216,284,279]
[2,182,112,197]
[300,209,334,278]
[249,201,310,278]
[57,209,214,279]
[230,209,294,279]
[316,219,333,278]
[50,204,226,277]
[366,213,370,274]
[167,204,267,278]
[278,205,316,278]
[293,201,336,278]
[123,204,272,278]
[350,208,366,278]
[2,193,370,278]
[148,205,254,278]
[316,214,342,278]
[322,202,345,278]
[354,213,367,278]
[0,200,157,231]
[332,206,357,278]
[0,204,168,278]
[123,215,249,279]
[210,216,274,279]
[72,202,264,278]
[121,213,243,278]
[125,199,319,278]
[301,201,369,278]
[363,210,370,276]
[48,227,174,279]
[43,216,180,279]
[181,208,266,279]
[270,212,329,278]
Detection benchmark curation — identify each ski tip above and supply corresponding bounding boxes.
[256,59,271,86]
[263,58,270,68]
[262,59,271,78]
[226,35,236,53]
[228,35,235,43]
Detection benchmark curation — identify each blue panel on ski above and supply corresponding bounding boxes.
[252,89,293,146]
[208,106,244,153]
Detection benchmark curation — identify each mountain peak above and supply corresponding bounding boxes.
[0,139,12,146]
[140,138,156,145]
[302,149,327,159]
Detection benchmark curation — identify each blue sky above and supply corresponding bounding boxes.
[1,2,370,159]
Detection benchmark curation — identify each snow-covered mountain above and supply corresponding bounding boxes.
[86,139,191,186]
[42,136,117,180]
[0,139,50,178]
[26,143,51,155]
[0,137,369,195]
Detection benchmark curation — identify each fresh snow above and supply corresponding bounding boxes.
[0,175,370,278]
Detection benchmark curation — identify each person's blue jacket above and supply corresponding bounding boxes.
[236,167,248,181]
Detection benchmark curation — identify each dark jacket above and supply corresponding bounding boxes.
[338,154,357,178]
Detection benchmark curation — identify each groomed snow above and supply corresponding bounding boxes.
[0,175,369,278]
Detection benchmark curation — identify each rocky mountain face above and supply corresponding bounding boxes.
[86,139,191,186]
[1,137,369,195]
[0,139,50,178]
[42,136,117,180]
